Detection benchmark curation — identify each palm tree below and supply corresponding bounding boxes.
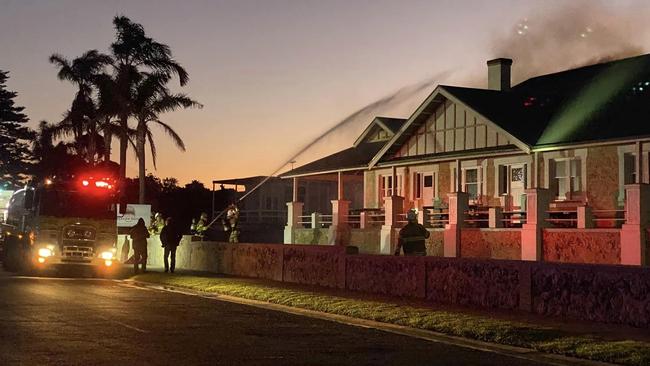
[49,50,112,162]
[109,16,189,182]
[131,72,201,203]
[31,120,80,179]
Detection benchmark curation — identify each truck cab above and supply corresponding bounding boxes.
[2,173,120,273]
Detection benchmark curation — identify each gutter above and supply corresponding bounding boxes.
[532,136,650,152]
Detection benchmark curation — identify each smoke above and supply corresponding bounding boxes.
[491,0,648,83]
[230,71,451,211]
[279,70,451,171]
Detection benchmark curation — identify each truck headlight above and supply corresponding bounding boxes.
[38,248,53,257]
[99,251,114,260]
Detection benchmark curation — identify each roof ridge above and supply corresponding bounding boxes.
[515,53,650,86]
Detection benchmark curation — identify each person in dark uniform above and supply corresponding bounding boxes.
[129,218,150,273]
[395,209,429,256]
[160,217,182,273]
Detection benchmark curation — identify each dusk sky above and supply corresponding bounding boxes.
[2,0,649,185]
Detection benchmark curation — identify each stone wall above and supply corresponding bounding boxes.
[460,229,521,260]
[346,255,425,298]
[425,257,523,310]
[293,228,329,245]
[542,229,621,265]
[349,229,381,254]
[283,245,345,288]
[231,244,283,281]
[427,229,444,256]
[123,238,650,328]
[531,263,650,327]
[586,146,620,211]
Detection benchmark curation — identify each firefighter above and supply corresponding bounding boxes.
[189,218,197,235]
[224,203,240,243]
[160,217,182,273]
[129,218,150,273]
[195,212,209,237]
[394,209,429,256]
[149,212,164,235]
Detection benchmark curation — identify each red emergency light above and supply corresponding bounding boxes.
[78,175,116,192]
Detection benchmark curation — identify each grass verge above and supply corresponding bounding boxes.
[133,273,650,366]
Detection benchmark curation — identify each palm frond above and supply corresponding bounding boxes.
[48,54,76,83]
[150,93,202,115]
[145,128,158,169]
[152,119,186,152]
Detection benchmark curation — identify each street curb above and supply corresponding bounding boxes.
[122,279,616,366]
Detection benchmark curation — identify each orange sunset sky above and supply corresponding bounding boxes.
[2,0,649,185]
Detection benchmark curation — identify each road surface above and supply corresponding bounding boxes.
[0,269,554,366]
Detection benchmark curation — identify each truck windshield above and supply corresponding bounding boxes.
[38,189,115,219]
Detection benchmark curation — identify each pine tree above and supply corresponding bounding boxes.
[0,70,34,188]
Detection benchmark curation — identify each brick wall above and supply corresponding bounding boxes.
[586,146,620,211]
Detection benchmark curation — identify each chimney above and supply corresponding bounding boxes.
[487,58,513,91]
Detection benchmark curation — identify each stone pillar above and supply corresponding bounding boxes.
[444,192,469,257]
[577,206,594,229]
[621,184,650,266]
[489,207,504,228]
[521,188,551,261]
[328,200,351,245]
[283,201,304,244]
[380,196,404,254]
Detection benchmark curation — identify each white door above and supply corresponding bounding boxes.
[510,165,526,208]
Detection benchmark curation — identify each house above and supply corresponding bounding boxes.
[281,54,650,266]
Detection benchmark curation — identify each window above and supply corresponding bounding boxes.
[414,173,422,199]
[424,175,433,188]
[463,168,480,199]
[551,158,581,199]
[380,175,403,198]
[624,153,637,184]
[498,164,527,196]
[498,165,508,195]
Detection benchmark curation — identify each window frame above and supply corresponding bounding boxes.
[551,157,581,200]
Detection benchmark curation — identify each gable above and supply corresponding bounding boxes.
[393,99,517,158]
[365,125,393,143]
[369,87,530,167]
[353,117,405,147]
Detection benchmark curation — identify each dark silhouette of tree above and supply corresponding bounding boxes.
[49,50,112,162]
[31,120,96,180]
[109,16,190,182]
[0,70,34,188]
[131,72,201,203]
[161,177,179,193]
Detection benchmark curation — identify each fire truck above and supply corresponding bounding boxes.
[1,168,120,274]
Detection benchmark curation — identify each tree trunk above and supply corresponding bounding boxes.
[137,122,146,204]
[88,120,96,164]
[119,113,128,180]
[103,117,112,162]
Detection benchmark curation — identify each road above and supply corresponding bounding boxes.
[0,269,554,366]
